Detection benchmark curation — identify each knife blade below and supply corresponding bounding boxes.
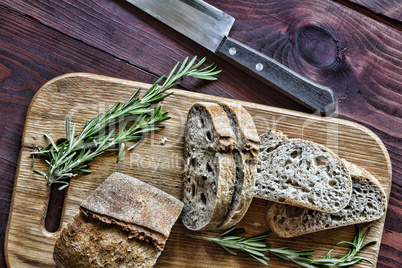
[127,0,336,114]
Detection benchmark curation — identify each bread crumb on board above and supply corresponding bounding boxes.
[161,137,168,145]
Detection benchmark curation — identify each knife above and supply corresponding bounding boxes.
[127,0,336,114]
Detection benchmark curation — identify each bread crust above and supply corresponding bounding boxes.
[80,172,183,246]
[217,102,259,229]
[218,151,255,229]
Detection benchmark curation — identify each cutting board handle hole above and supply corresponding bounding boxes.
[44,181,70,233]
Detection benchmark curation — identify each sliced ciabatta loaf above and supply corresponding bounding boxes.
[256,130,352,213]
[266,160,387,238]
[182,102,236,230]
[217,102,260,229]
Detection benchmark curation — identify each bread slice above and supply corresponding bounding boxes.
[54,172,183,267]
[266,160,387,238]
[256,130,352,213]
[182,102,236,230]
[217,102,260,229]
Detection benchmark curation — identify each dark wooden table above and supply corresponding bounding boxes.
[1,0,401,267]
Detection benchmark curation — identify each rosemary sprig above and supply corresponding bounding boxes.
[188,226,377,267]
[187,227,272,265]
[31,56,221,190]
[311,226,377,267]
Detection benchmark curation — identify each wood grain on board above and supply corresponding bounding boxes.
[6,73,391,267]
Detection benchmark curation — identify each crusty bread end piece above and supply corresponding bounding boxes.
[266,160,387,238]
[54,173,183,267]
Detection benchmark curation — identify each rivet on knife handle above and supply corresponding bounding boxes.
[217,37,336,114]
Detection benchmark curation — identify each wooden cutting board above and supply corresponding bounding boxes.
[5,73,392,267]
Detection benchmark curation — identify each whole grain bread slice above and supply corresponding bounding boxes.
[255,130,352,213]
[182,102,236,230]
[266,160,387,238]
[217,102,260,229]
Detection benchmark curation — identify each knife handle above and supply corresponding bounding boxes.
[216,37,336,114]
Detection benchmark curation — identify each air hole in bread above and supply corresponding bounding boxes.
[315,156,328,166]
[278,217,285,224]
[328,179,337,186]
[206,163,213,172]
[202,175,208,181]
[291,180,300,187]
[330,215,343,222]
[302,187,310,192]
[191,184,196,197]
[199,118,205,128]
[206,131,212,141]
[191,157,197,167]
[200,193,207,205]
[278,197,286,202]
[325,223,330,228]
[308,197,314,204]
[291,150,299,158]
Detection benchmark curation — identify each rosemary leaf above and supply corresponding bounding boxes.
[31,56,220,189]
